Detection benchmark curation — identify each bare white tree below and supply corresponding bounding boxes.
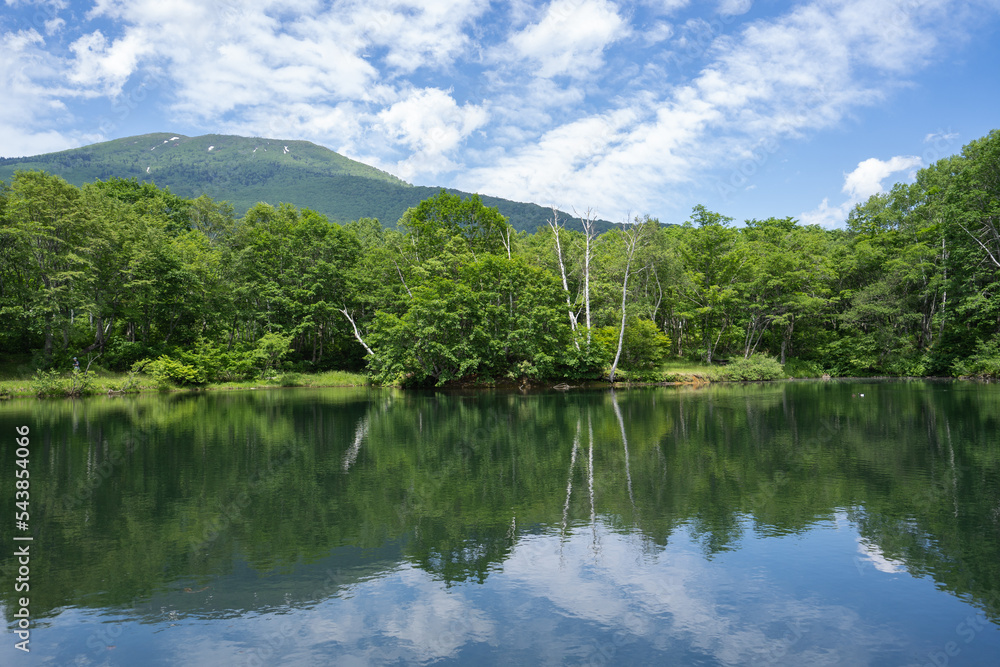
[575,207,599,346]
[338,307,374,357]
[547,208,579,349]
[609,216,647,383]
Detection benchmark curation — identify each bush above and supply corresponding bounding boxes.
[30,368,98,397]
[953,338,1000,378]
[143,355,206,386]
[593,318,671,372]
[272,372,305,387]
[713,354,786,381]
[783,358,826,378]
[30,369,67,397]
[557,339,612,380]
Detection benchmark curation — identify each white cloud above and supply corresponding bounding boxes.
[800,154,922,227]
[505,0,629,78]
[68,29,151,95]
[642,0,691,14]
[0,28,101,157]
[641,20,675,45]
[842,155,922,200]
[924,130,958,143]
[56,0,492,177]
[352,0,489,73]
[2,0,997,212]
[468,0,970,218]
[376,88,488,179]
[857,538,906,574]
[718,0,752,16]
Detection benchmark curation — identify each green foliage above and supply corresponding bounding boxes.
[713,354,786,381]
[4,128,1000,387]
[783,358,826,379]
[953,338,1000,378]
[253,332,293,377]
[29,368,98,397]
[622,318,671,370]
[0,133,610,233]
[593,318,670,372]
[368,254,571,386]
[30,369,67,397]
[272,372,305,386]
[400,190,513,259]
[143,355,206,387]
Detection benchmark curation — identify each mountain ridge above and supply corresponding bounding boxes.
[0,133,615,233]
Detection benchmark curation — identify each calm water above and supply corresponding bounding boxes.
[2,381,999,665]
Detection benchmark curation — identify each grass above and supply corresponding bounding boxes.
[0,369,369,399]
[613,355,790,384]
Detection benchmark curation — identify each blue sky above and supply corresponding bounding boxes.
[2,0,999,226]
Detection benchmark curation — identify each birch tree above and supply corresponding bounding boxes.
[547,208,579,349]
[609,216,649,383]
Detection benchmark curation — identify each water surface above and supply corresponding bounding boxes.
[2,381,999,665]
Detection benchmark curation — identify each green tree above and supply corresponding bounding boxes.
[400,190,514,261]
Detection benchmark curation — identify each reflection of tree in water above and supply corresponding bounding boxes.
[2,382,999,623]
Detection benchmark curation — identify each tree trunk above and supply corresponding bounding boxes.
[780,316,794,365]
[579,208,597,346]
[609,221,644,382]
[339,308,374,357]
[547,209,579,349]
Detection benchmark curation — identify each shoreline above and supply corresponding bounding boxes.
[0,371,988,401]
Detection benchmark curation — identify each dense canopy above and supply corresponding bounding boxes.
[1,130,998,385]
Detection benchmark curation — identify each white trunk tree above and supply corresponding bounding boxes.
[547,208,579,349]
[576,207,598,346]
[338,307,374,357]
[609,217,646,383]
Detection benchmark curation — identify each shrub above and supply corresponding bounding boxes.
[593,318,671,372]
[30,369,67,397]
[272,372,305,387]
[30,368,98,397]
[66,369,97,396]
[783,359,825,378]
[714,354,786,381]
[953,338,1000,378]
[143,355,206,386]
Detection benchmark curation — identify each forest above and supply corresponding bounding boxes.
[0,130,998,387]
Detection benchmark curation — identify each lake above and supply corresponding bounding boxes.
[2,380,999,665]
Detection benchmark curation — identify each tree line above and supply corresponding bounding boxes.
[1,130,998,385]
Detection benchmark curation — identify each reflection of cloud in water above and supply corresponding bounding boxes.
[502,528,886,665]
[292,522,908,665]
[303,563,495,664]
[856,538,906,574]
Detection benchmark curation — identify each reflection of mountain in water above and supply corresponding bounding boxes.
[1,381,998,624]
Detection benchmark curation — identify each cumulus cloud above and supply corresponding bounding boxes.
[68,29,152,95]
[376,88,488,178]
[504,0,629,78]
[466,0,958,217]
[0,0,997,212]
[800,155,923,227]
[0,28,101,156]
[842,155,922,200]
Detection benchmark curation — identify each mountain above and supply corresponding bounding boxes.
[0,133,615,233]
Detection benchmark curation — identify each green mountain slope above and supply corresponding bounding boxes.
[0,133,614,233]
